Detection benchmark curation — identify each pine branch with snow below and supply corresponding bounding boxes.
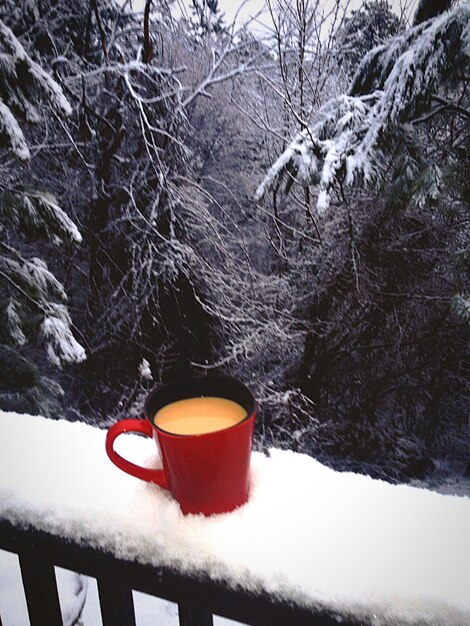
[255,93,375,213]
[0,256,68,303]
[256,3,470,213]
[0,189,85,367]
[41,303,86,367]
[1,189,82,244]
[0,254,86,366]
[5,299,27,347]
[410,164,443,208]
[0,97,30,159]
[0,19,72,159]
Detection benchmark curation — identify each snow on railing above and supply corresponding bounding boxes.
[0,411,469,626]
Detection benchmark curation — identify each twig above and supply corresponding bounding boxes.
[143,0,153,63]
[90,0,109,63]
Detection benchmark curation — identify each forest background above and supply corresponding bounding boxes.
[0,0,468,484]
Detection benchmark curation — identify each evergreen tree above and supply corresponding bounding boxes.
[256,3,470,213]
[254,0,470,471]
[0,18,85,417]
[190,0,226,35]
[0,0,268,424]
[335,1,402,78]
[0,19,71,158]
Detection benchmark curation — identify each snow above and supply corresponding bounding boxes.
[0,97,30,160]
[5,299,26,347]
[4,256,68,303]
[32,192,83,245]
[28,61,73,117]
[256,3,470,213]
[41,303,87,366]
[0,411,469,626]
[139,358,153,381]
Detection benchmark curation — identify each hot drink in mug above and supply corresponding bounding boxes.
[106,376,256,515]
[153,396,247,435]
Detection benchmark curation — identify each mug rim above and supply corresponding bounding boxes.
[144,374,257,439]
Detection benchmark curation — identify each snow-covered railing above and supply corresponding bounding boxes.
[0,412,469,626]
[0,519,345,626]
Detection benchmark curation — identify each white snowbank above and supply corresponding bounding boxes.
[0,411,469,626]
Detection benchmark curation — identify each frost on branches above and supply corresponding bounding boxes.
[2,190,83,244]
[256,3,470,213]
[1,254,86,367]
[1,256,67,305]
[0,190,85,366]
[41,304,86,367]
[0,19,71,159]
[0,20,83,367]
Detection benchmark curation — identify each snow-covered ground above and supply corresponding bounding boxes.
[1,411,469,626]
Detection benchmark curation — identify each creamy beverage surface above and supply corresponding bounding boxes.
[154,396,248,435]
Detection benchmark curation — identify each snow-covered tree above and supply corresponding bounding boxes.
[256,2,470,212]
[0,191,86,367]
[0,16,85,366]
[0,19,72,159]
[0,17,86,416]
[252,0,469,467]
[256,0,470,333]
[335,1,402,78]
[190,0,226,35]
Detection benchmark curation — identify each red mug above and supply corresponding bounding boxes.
[106,376,257,515]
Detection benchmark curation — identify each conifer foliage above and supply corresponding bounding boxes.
[0,190,86,365]
[335,1,402,77]
[0,19,72,159]
[254,0,469,472]
[256,2,470,212]
[0,16,85,415]
[0,0,467,477]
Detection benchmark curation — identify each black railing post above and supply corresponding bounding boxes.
[178,603,214,626]
[97,578,136,626]
[18,552,63,626]
[1,520,366,626]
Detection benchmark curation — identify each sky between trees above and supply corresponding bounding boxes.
[126,0,419,32]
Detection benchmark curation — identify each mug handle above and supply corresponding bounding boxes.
[106,419,168,489]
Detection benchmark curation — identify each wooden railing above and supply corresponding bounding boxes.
[0,519,364,626]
